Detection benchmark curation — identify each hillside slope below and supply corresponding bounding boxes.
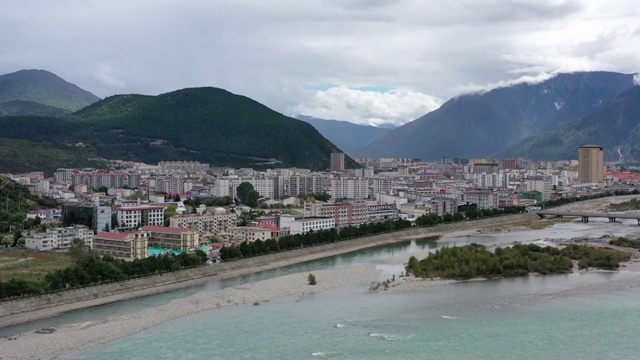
[0,87,355,171]
[0,69,99,112]
[496,86,640,161]
[359,72,636,160]
[296,115,392,155]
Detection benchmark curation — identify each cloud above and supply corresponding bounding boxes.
[0,0,638,124]
[453,72,559,95]
[634,74,640,86]
[289,87,443,126]
[92,65,127,89]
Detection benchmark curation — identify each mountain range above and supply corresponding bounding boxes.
[359,72,637,160]
[0,79,356,173]
[497,86,640,161]
[1,68,640,175]
[295,115,393,156]
[0,69,99,115]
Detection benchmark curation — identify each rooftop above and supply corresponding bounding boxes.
[140,226,193,234]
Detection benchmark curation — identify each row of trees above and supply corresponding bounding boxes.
[0,240,208,300]
[407,243,630,280]
[219,218,414,260]
[237,182,259,208]
[415,206,527,227]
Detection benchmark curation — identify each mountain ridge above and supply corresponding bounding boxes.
[495,86,640,161]
[358,71,637,160]
[0,69,100,112]
[295,115,393,156]
[0,87,357,173]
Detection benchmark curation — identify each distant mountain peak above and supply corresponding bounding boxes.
[359,71,637,160]
[0,69,100,112]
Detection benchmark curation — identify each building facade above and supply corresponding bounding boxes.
[93,231,149,260]
[169,209,238,236]
[139,226,200,252]
[330,152,345,172]
[25,225,93,250]
[116,205,165,229]
[578,145,604,183]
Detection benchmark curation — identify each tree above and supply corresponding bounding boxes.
[237,182,259,207]
[1,235,11,247]
[308,273,317,285]
[173,194,181,202]
[12,229,22,247]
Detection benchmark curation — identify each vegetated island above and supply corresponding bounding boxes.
[406,243,631,280]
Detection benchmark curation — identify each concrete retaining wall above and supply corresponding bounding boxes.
[0,213,538,319]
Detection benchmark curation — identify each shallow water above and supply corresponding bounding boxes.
[3,218,639,347]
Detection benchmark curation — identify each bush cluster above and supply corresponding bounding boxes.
[407,243,630,280]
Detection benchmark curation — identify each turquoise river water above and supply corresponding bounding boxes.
[5,219,640,359]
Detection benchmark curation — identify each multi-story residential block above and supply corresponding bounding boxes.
[330,176,369,199]
[305,200,369,227]
[158,161,209,173]
[330,152,345,172]
[139,225,200,252]
[227,226,272,242]
[460,190,500,209]
[279,214,335,235]
[116,205,165,228]
[169,208,237,236]
[71,170,141,189]
[578,145,604,183]
[367,203,399,221]
[524,175,552,201]
[288,174,324,197]
[93,231,149,260]
[25,225,93,250]
[430,197,458,216]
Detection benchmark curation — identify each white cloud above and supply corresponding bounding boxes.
[453,72,559,95]
[92,65,127,89]
[0,0,638,123]
[289,87,443,126]
[634,74,640,86]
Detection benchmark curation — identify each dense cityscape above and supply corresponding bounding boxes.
[2,145,633,263]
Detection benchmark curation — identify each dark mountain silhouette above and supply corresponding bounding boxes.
[359,72,636,160]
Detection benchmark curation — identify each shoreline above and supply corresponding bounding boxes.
[3,196,640,359]
[0,213,539,328]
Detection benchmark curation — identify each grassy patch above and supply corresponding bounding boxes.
[0,251,74,282]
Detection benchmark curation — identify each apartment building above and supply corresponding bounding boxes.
[93,231,149,260]
[330,176,369,199]
[116,205,165,228]
[139,225,200,252]
[169,209,238,236]
[305,200,369,227]
[279,214,336,235]
[460,190,500,209]
[25,225,93,250]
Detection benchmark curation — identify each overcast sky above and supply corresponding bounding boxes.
[1,0,638,126]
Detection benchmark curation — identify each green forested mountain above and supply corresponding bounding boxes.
[0,87,355,173]
[0,69,99,112]
[0,99,69,116]
[495,86,640,160]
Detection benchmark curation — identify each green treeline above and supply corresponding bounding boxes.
[220,218,414,260]
[407,243,630,280]
[608,237,640,249]
[0,242,208,300]
[540,189,640,208]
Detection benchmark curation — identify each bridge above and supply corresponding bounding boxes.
[537,210,640,225]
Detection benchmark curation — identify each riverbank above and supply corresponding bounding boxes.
[0,212,539,328]
[3,195,640,360]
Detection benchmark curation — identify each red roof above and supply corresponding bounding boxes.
[95,231,138,240]
[140,226,192,234]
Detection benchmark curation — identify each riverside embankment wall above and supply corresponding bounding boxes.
[0,213,538,324]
